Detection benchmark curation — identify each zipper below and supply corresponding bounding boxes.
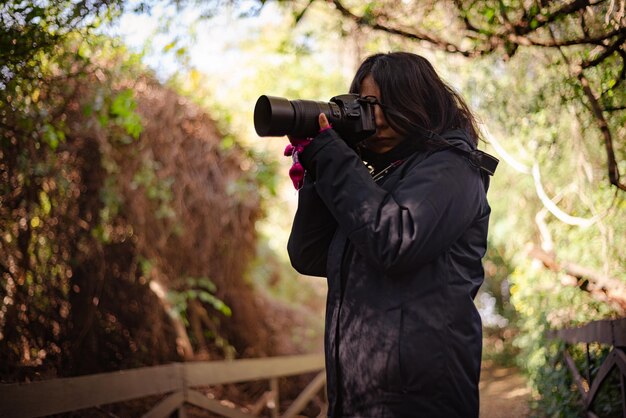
[371,159,405,182]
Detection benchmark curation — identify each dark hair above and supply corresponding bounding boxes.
[349,52,480,146]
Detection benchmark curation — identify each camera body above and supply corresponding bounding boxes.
[254,94,376,146]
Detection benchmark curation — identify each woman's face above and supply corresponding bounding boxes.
[360,75,404,154]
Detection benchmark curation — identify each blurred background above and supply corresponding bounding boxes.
[1,1,625,417]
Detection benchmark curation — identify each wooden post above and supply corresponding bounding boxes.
[586,343,592,386]
[281,371,326,418]
[618,362,626,418]
[270,377,280,418]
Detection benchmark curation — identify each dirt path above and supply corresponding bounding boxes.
[480,362,531,418]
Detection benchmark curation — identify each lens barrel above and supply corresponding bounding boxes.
[254,95,334,138]
[254,96,294,137]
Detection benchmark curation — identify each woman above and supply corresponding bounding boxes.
[287,52,491,417]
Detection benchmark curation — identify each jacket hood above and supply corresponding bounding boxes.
[441,129,476,151]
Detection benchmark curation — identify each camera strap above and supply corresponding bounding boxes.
[359,97,499,176]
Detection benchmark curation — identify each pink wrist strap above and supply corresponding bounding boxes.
[284,124,332,190]
[284,139,310,190]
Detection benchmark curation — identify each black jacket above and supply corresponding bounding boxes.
[288,128,490,418]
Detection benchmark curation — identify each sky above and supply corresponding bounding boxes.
[105,1,283,84]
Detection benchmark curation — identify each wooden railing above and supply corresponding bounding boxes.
[0,354,326,418]
[552,318,626,418]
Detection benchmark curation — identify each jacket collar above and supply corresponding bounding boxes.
[358,138,422,175]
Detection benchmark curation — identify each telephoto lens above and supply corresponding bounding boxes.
[254,95,339,139]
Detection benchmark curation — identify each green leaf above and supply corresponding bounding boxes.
[42,123,65,150]
[163,40,177,53]
[484,7,496,23]
[111,89,135,117]
[110,89,143,139]
[39,191,51,215]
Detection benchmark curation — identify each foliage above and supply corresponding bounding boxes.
[168,276,233,319]
[458,36,625,418]
[0,23,179,375]
[0,0,285,380]
[1,0,149,377]
[0,1,123,87]
[510,261,623,416]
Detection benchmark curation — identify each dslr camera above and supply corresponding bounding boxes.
[254,94,376,146]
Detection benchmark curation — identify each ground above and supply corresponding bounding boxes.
[480,361,531,418]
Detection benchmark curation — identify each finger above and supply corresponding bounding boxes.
[318,113,330,130]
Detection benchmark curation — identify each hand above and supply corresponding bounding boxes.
[319,113,331,131]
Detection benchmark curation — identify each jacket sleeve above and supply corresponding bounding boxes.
[287,173,338,277]
[299,129,485,275]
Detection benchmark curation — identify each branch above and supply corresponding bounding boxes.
[549,26,626,192]
[529,246,626,312]
[575,70,626,191]
[454,0,603,51]
[482,125,603,226]
[148,278,194,360]
[498,0,516,33]
[513,0,595,36]
[453,0,489,34]
[293,0,315,24]
[579,6,591,39]
[532,164,600,227]
[490,2,624,52]
[581,32,626,68]
[329,0,621,59]
[535,207,555,252]
[601,49,626,95]
[517,27,626,48]
[330,0,476,56]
